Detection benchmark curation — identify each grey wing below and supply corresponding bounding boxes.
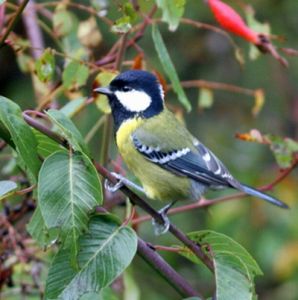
[132,132,242,189]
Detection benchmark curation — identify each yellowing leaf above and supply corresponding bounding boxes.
[274,242,298,280]
[252,89,265,116]
[94,71,118,114]
[235,129,264,143]
[198,88,214,109]
[78,17,102,48]
[53,6,78,37]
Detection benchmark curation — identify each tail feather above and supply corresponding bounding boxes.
[240,184,289,209]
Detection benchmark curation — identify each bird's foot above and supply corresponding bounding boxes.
[105,172,145,194]
[104,172,125,193]
[152,203,172,235]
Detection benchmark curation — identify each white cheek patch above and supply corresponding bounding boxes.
[159,84,165,101]
[115,90,152,112]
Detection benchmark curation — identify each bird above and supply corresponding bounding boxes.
[94,70,288,233]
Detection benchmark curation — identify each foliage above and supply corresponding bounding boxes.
[0,0,297,300]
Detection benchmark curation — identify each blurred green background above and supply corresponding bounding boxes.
[0,0,297,299]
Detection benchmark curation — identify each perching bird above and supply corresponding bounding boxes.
[95,70,288,233]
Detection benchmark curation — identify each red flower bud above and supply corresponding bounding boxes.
[208,0,259,44]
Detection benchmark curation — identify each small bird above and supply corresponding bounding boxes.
[95,70,288,233]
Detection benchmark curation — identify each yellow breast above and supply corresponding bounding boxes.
[115,118,191,202]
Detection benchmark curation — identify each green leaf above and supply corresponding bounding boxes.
[111,2,137,34]
[0,180,18,201]
[185,230,263,300]
[266,135,298,168]
[183,298,203,300]
[0,97,41,182]
[152,25,191,112]
[123,269,140,300]
[38,151,102,263]
[62,61,89,90]
[35,48,55,83]
[34,129,62,158]
[53,7,78,37]
[46,109,89,155]
[198,88,214,109]
[245,8,270,61]
[60,97,86,118]
[81,288,119,300]
[156,0,185,31]
[45,215,137,300]
[27,207,58,248]
[111,16,132,34]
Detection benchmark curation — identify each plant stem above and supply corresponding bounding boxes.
[20,0,44,59]
[0,0,30,48]
[137,238,204,298]
[94,162,214,272]
[99,114,113,166]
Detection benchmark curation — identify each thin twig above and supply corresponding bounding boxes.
[175,80,257,96]
[35,1,113,26]
[0,0,30,48]
[95,4,157,67]
[114,33,128,71]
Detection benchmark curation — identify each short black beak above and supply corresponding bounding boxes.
[94,86,113,96]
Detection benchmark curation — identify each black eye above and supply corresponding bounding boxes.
[122,86,132,92]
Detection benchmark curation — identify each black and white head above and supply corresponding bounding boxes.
[94,70,165,129]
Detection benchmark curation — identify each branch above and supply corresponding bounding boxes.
[20,0,44,59]
[0,0,30,48]
[95,4,157,67]
[137,239,203,298]
[114,32,128,71]
[175,80,257,97]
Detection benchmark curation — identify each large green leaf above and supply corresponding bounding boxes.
[38,151,102,261]
[0,180,18,201]
[45,109,89,155]
[60,97,86,118]
[156,0,185,31]
[183,230,263,300]
[45,215,138,300]
[27,206,58,248]
[0,97,41,182]
[33,129,62,158]
[152,25,191,112]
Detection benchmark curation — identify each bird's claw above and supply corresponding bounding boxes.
[152,203,172,235]
[104,172,124,193]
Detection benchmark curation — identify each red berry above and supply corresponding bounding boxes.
[208,0,259,44]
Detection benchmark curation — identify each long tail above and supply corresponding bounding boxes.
[240,184,289,209]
